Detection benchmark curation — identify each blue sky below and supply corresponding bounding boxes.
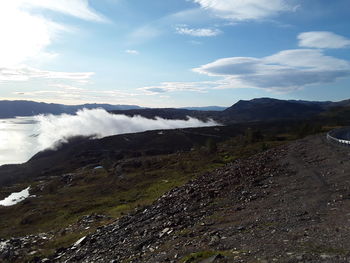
[0,0,350,107]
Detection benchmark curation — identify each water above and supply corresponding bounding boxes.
[0,187,31,206]
[0,110,219,166]
[0,117,38,165]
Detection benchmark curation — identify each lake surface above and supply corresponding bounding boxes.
[0,117,38,166]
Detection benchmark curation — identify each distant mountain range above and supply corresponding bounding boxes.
[180,106,227,111]
[0,100,143,118]
[1,98,349,123]
[111,98,348,124]
[0,100,227,118]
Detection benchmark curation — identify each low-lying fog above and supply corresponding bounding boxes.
[0,108,218,166]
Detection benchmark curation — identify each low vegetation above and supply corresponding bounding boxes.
[0,119,339,259]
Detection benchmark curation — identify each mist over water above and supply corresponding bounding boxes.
[0,109,218,166]
[0,117,38,165]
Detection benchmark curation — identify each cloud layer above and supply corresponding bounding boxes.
[0,66,94,82]
[0,109,218,165]
[298,31,350,49]
[193,48,350,92]
[139,82,212,94]
[192,0,297,21]
[175,26,221,37]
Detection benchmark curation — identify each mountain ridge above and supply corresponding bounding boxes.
[0,100,142,118]
[0,97,343,120]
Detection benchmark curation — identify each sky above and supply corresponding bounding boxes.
[0,0,349,107]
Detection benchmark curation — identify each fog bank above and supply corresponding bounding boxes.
[0,109,219,165]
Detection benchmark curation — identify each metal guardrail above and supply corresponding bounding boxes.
[327,127,350,146]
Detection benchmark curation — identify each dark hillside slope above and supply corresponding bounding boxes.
[0,125,230,186]
[221,98,324,123]
[51,134,350,262]
[0,119,309,187]
[111,98,328,124]
[111,108,218,121]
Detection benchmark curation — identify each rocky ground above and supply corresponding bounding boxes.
[2,134,350,262]
[43,134,350,262]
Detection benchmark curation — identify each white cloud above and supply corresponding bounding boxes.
[0,0,104,90]
[0,1,105,68]
[125,49,140,55]
[175,26,221,37]
[0,66,94,82]
[298,31,350,49]
[193,49,350,92]
[36,109,219,149]
[139,82,214,95]
[12,84,139,105]
[0,109,219,165]
[21,0,108,22]
[192,0,297,21]
[0,3,58,67]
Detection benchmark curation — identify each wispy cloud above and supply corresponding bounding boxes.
[125,49,140,55]
[139,82,214,95]
[175,25,221,37]
[13,84,139,105]
[21,0,108,22]
[0,0,105,89]
[298,31,350,49]
[0,66,94,83]
[192,0,297,21]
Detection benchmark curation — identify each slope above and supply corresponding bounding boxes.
[50,134,350,262]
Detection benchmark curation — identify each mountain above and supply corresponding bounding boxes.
[0,100,142,118]
[110,98,333,124]
[1,98,347,123]
[114,98,350,124]
[220,98,326,123]
[287,99,333,108]
[180,106,227,111]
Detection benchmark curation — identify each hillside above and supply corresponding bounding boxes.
[220,98,325,123]
[0,118,327,262]
[0,120,298,187]
[0,101,347,262]
[1,134,348,262]
[44,135,350,262]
